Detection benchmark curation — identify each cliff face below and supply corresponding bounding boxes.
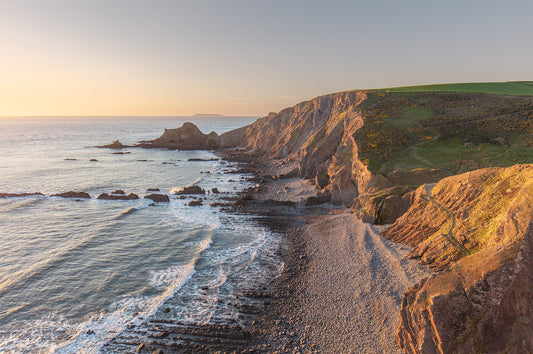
[220,91,428,220]
[382,165,533,353]
[219,91,533,224]
[140,89,533,352]
[217,92,533,352]
[144,90,532,225]
[222,91,373,207]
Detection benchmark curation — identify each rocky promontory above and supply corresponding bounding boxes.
[138,122,221,150]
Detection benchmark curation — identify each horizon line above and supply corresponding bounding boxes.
[0,114,263,118]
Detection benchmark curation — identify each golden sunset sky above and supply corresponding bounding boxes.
[1,0,532,116]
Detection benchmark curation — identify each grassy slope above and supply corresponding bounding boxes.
[375,81,533,96]
[354,91,533,175]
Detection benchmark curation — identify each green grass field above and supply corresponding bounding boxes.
[374,81,533,96]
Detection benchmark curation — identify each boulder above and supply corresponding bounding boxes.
[97,193,139,200]
[188,199,203,206]
[0,192,44,198]
[97,140,128,149]
[187,157,219,161]
[54,191,91,199]
[305,193,331,206]
[175,186,206,195]
[111,190,125,195]
[147,188,160,192]
[144,194,170,202]
[211,188,220,194]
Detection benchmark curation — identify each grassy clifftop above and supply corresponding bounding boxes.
[355,91,533,175]
[375,81,533,96]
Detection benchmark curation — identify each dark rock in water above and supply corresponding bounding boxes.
[138,122,221,150]
[147,188,160,192]
[188,157,219,161]
[209,202,231,207]
[162,307,171,313]
[305,193,331,206]
[189,199,203,206]
[64,158,78,161]
[85,329,95,335]
[90,159,98,162]
[111,190,126,195]
[97,193,139,200]
[111,151,131,155]
[97,140,128,149]
[144,194,170,202]
[211,187,220,194]
[175,185,206,195]
[0,192,44,198]
[54,191,91,199]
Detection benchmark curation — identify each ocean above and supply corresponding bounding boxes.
[0,117,283,353]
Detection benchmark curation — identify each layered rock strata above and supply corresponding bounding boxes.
[382,165,533,353]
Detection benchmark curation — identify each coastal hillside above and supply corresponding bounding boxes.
[383,165,533,353]
[219,89,533,224]
[141,85,533,352]
[145,87,532,223]
[216,88,533,353]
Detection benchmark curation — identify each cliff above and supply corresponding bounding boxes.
[219,91,533,225]
[382,165,533,353]
[214,90,533,353]
[139,89,533,352]
[140,90,532,224]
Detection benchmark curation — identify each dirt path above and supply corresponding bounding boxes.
[423,193,470,257]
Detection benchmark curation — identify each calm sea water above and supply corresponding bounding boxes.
[0,117,283,353]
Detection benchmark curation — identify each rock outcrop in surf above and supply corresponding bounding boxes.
[139,122,221,150]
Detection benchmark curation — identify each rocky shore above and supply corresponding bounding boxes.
[97,88,533,352]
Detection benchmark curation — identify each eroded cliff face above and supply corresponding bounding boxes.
[141,90,533,352]
[382,165,533,353]
[217,92,533,352]
[220,91,439,221]
[221,91,370,205]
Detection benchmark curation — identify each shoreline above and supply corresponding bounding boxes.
[220,150,431,353]
[92,148,431,353]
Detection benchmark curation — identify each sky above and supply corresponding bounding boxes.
[0,0,532,117]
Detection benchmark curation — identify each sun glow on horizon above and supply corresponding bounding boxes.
[0,1,531,117]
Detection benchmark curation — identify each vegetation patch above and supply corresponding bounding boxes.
[354,91,533,175]
[375,81,533,96]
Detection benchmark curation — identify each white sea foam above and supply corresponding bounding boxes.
[150,264,196,290]
[116,199,151,218]
[53,263,196,353]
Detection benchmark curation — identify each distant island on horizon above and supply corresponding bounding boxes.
[193,113,224,117]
